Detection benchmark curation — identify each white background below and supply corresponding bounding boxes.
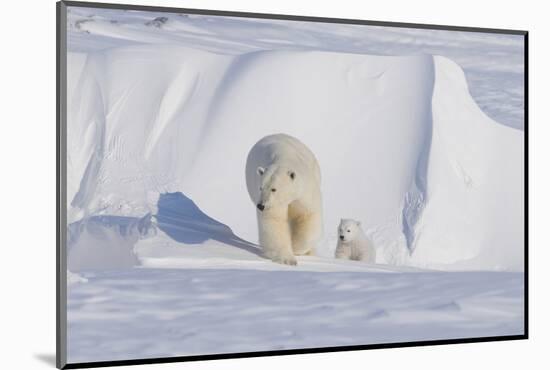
[0,0,545,369]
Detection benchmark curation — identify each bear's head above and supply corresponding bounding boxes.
[255,165,300,212]
[338,219,362,243]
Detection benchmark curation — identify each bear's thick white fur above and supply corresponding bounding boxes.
[246,134,323,265]
[335,219,376,263]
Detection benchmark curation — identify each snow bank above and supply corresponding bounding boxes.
[67,7,524,129]
[408,56,524,270]
[63,11,525,364]
[66,19,523,272]
[67,213,155,270]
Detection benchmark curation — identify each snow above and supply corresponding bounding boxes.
[408,56,524,270]
[66,7,524,130]
[68,268,523,363]
[66,36,523,272]
[67,271,88,286]
[67,213,154,270]
[64,5,525,364]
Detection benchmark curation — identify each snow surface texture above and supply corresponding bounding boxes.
[67,8,525,130]
[65,6,525,363]
[68,268,523,362]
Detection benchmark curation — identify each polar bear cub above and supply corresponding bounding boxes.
[335,219,376,263]
[245,134,323,265]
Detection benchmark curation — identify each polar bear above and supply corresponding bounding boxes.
[245,134,323,265]
[335,219,376,263]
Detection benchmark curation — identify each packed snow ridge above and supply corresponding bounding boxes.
[67,7,525,129]
[66,9,524,272]
[64,8,524,363]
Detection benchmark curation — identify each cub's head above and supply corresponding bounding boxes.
[255,165,300,212]
[338,219,362,243]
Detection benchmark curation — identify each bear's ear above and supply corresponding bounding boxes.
[356,221,361,226]
[288,171,295,180]
[257,167,265,176]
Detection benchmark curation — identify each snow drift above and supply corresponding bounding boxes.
[66,17,524,272]
[63,9,525,363]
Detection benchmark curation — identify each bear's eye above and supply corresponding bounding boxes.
[347,230,350,232]
[271,188,276,192]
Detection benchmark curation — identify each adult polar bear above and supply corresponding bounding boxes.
[246,134,323,265]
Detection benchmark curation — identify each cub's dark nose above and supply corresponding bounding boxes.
[339,235,344,241]
[257,204,265,211]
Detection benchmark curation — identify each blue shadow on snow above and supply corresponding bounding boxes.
[155,192,261,256]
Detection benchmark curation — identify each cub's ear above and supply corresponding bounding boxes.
[257,167,265,176]
[288,171,296,180]
[356,221,361,226]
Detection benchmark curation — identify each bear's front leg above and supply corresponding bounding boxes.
[258,210,297,265]
[359,243,376,263]
[290,212,322,256]
[335,244,352,260]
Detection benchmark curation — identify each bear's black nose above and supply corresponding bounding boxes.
[257,204,265,211]
[339,235,344,240]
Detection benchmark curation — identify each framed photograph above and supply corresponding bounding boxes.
[57,1,528,368]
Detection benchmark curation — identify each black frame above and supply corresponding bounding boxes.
[56,1,529,369]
